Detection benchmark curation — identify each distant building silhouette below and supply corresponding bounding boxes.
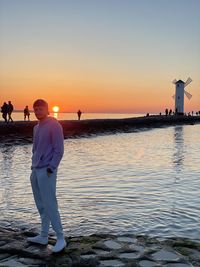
[172,78,192,115]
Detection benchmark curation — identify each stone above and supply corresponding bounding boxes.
[0,258,27,267]
[0,241,25,254]
[23,245,52,259]
[117,236,136,243]
[0,224,198,267]
[18,257,44,265]
[100,259,124,267]
[80,254,96,260]
[139,260,157,267]
[49,255,72,267]
[129,244,145,252]
[0,222,11,228]
[104,240,122,250]
[119,252,139,259]
[93,249,110,256]
[152,249,181,261]
[0,253,10,260]
[165,264,193,267]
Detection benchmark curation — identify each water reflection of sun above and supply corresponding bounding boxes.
[52,106,59,113]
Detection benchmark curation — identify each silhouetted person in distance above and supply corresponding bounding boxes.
[165,108,168,116]
[77,110,82,120]
[1,102,8,123]
[24,105,30,121]
[7,101,14,122]
[169,109,172,116]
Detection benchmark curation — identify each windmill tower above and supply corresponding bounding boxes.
[172,77,192,115]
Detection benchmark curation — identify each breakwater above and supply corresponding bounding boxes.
[0,222,199,266]
[0,115,199,144]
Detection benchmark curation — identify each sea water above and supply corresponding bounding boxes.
[0,124,200,240]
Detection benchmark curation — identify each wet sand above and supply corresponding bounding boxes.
[0,115,199,145]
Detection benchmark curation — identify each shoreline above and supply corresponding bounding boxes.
[0,115,200,145]
[0,221,199,266]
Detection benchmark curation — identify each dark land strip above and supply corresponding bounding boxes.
[0,115,199,145]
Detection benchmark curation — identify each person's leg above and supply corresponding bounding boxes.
[10,112,13,122]
[36,168,64,239]
[2,113,7,122]
[30,169,50,237]
[8,112,12,122]
[36,168,66,252]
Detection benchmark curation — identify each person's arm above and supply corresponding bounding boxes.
[48,122,64,171]
[32,126,37,153]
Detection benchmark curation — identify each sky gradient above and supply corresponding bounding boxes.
[0,0,199,113]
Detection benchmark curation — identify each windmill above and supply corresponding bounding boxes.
[172,77,192,115]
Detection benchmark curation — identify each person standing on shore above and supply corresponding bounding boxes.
[77,109,82,120]
[27,99,66,253]
[24,105,30,121]
[7,101,14,122]
[1,102,8,123]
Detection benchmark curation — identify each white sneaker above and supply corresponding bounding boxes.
[27,235,48,245]
[52,238,66,253]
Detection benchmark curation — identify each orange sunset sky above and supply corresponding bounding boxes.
[0,0,199,113]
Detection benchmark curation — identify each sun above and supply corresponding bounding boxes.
[52,106,60,113]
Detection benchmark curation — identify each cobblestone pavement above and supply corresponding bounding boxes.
[0,223,200,267]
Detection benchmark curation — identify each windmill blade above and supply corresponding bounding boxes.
[172,95,175,99]
[184,90,192,100]
[184,77,192,87]
[172,79,177,84]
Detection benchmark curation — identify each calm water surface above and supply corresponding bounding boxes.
[0,124,200,240]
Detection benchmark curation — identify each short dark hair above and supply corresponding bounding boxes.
[33,99,48,108]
